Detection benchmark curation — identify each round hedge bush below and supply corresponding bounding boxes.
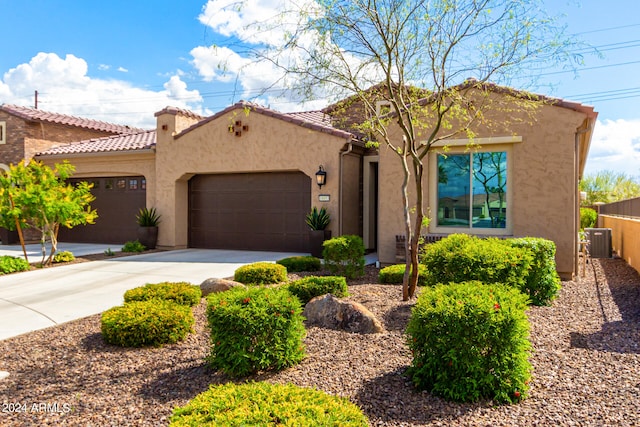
[406,281,532,404]
[123,281,202,306]
[233,262,287,285]
[287,275,348,304]
[101,300,194,347]
[378,263,428,286]
[170,382,369,426]
[206,286,305,377]
[276,255,321,272]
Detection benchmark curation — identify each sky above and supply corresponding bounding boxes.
[0,0,639,178]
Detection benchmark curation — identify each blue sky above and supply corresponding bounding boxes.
[1,0,639,178]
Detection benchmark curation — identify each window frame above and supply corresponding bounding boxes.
[0,121,6,144]
[428,138,518,236]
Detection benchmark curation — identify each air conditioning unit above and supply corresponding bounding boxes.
[585,228,612,258]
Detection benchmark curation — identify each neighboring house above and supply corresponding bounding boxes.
[0,104,145,243]
[0,104,143,170]
[34,83,597,280]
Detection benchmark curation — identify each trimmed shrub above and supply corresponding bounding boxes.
[233,262,287,285]
[322,235,365,279]
[421,234,533,296]
[406,281,532,404]
[101,300,194,347]
[53,251,75,263]
[206,286,306,377]
[580,207,597,230]
[379,263,428,286]
[122,240,146,253]
[170,382,369,426]
[507,237,561,306]
[287,276,348,304]
[276,255,321,272]
[0,256,30,274]
[124,282,202,307]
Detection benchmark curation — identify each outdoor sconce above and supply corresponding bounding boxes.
[315,165,327,188]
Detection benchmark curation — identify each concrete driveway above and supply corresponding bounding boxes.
[0,245,307,341]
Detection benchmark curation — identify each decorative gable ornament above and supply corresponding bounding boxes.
[229,120,249,137]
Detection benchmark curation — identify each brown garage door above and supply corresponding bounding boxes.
[189,172,311,252]
[58,176,146,244]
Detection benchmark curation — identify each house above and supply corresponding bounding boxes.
[0,104,145,242]
[0,104,143,169]
[32,82,597,280]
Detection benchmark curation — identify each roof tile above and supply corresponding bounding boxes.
[0,104,145,134]
[36,130,156,157]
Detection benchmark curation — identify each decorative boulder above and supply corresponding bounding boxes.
[303,294,384,334]
[200,278,246,297]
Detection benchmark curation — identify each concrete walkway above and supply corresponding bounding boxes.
[0,245,308,341]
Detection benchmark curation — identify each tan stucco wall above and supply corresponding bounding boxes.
[377,100,587,279]
[601,215,640,275]
[155,108,352,249]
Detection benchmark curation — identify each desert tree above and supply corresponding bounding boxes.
[217,0,580,299]
[0,160,97,265]
[579,170,640,205]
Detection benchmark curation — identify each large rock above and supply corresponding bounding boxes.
[303,294,384,334]
[200,278,246,297]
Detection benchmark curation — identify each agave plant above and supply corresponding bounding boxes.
[136,207,161,227]
[305,206,330,231]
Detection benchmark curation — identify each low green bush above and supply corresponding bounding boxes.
[206,286,305,377]
[421,234,533,296]
[0,255,30,274]
[124,282,202,307]
[101,300,194,347]
[53,251,75,263]
[580,207,597,230]
[170,382,369,426]
[287,276,348,304]
[322,235,365,279]
[122,240,146,253]
[507,237,561,306]
[379,263,428,286]
[233,262,287,285]
[276,255,321,272]
[406,281,532,404]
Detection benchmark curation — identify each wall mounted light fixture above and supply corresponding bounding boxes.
[315,165,327,188]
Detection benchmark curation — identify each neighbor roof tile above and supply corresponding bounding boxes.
[0,104,145,134]
[36,130,156,157]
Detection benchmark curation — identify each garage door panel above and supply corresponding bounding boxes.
[189,172,311,252]
[58,176,146,244]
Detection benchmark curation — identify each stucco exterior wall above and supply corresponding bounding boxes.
[155,108,353,249]
[377,100,587,279]
[601,215,640,275]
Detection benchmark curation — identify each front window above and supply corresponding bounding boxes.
[436,151,507,231]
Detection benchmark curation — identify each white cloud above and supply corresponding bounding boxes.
[198,0,317,47]
[117,67,129,73]
[193,0,381,110]
[98,64,110,71]
[0,53,205,129]
[585,119,640,178]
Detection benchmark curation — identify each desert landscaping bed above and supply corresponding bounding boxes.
[1,257,640,426]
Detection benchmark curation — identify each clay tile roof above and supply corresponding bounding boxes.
[0,104,144,134]
[176,100,355,140]
[36,130,156,157]
[286,110,334,128]
[154,106,205,120]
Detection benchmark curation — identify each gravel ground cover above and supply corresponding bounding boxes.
[1,257,639,426]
